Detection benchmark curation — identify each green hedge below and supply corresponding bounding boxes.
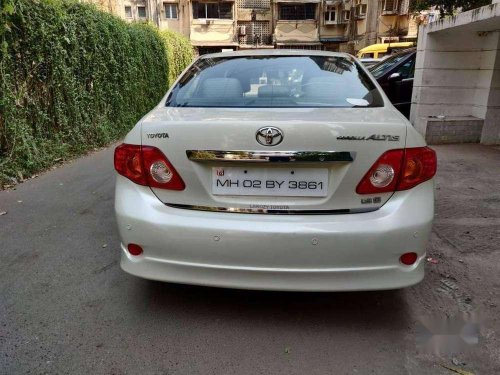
[0,0,191,186]
[160,29,194,87]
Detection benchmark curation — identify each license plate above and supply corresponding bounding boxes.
[212,167,328,197]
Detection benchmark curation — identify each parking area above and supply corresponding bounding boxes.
[1,144,499,374]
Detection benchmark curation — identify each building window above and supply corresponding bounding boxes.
[124,5,132,18]
[276,44,323,50]
[342,10,350,22]
[137,5,147,18]
[237,0,270,10]
[279,4,316,20]
[192,2,233,19]
[324,7,337,24]
[383,0,398,12]
[164,3,178,19]
[355,3,367,17]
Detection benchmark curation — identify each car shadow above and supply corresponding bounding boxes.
[132,279,411,331]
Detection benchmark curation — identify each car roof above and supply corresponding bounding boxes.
[199,49,354,60]
[368,47,416,71]
[358,42,415,52]
[390,47,417,56]
[373,47,416,62]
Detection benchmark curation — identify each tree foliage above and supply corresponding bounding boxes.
[0,0,191,186]
[410,0,491,18]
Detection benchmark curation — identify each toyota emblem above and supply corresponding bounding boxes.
[256,127,283,146]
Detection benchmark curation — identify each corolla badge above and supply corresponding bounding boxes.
[337,134,400,141]
[256,127,283,146]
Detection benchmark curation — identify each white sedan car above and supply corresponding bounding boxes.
[114,50,436,291]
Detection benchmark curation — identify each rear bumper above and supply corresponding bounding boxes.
[120,245,425,291]
[115,176,434,291]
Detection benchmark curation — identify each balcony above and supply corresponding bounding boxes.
[274,20,319,44]
[190,0,238,46]
[190,20,239,46]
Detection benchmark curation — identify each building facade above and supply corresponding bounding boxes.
[344,0,413,52]
[84,0,416,54]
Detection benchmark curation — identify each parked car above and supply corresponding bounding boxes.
[369,48,417,118]
[359,57,384,68]
[114,50,436,291]
[357,42,415,59]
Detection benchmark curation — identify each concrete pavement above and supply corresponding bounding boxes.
[1,144,499,374]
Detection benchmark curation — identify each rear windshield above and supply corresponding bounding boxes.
[165,55,384,108]
[369,52,412,78]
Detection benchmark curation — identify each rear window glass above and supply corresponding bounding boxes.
[165,55,383,108]
[369,53,412,78]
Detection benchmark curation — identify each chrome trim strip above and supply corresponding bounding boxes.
[165,203,377,215]
[186,150,354,163]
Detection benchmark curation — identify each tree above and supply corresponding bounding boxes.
[410,0,491,18]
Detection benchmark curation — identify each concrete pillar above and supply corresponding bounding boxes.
[410,3,500,145]
[365,0,379,45]
[480,33,500,144]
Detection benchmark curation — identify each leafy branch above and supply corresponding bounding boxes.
[409,0,491,18]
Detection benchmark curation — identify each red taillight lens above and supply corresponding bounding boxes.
[397,147,437,191]
[356,149,404,194]
[141,146,185,190]
[114,144,185,190]
[114,144,147,185]
[356,147,436,194]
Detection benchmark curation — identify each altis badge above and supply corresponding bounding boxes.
[337,134,400,141]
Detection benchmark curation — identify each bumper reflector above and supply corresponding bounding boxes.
[127,243,143,256]
[400,252,418,266]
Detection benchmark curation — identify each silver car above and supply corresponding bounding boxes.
[114,50,436,291]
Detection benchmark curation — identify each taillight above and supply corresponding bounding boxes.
[397,147,437,191]
[114,144,185,190]
[141,146,185,190]
[356,147,436,194]
[114,144,147,185]
[356,149,404,194]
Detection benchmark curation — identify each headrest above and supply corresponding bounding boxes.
[200,78,243,98]
[303,77,342,98]
[258,85,290,98]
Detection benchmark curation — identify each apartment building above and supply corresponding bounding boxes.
[348,0,412,50]
[236,0,273,49]
[84,0,415,54]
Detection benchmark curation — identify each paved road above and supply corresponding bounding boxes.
[1,144,499,374]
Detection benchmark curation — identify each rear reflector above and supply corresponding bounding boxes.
[114,144,185,190]
[127,243,143,256]
[400,252,418,265]
[356,147,436,194]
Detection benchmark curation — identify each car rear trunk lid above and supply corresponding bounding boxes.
[141,107,407,214]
